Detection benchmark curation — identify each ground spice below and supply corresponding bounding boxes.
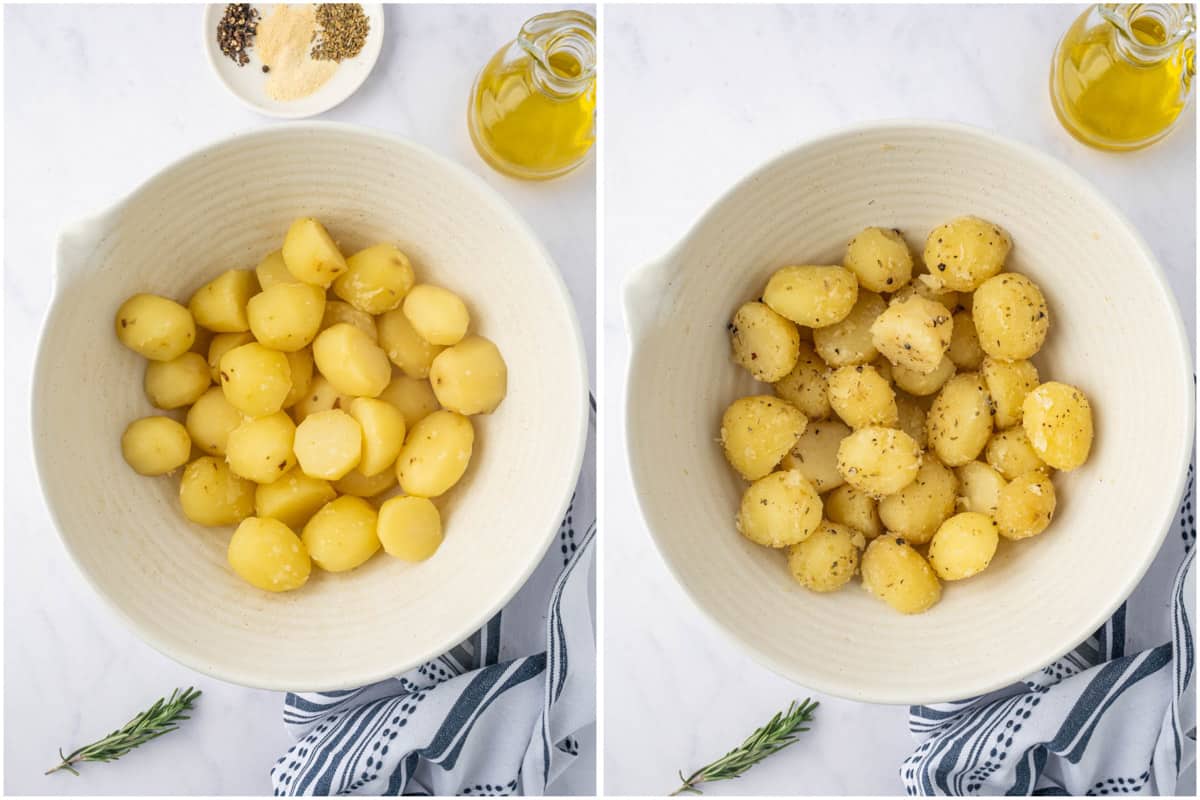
[256,4,338,101]
[311,4,370,62]
[216,3,259,66]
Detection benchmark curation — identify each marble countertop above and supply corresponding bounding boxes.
[3,3,593,795]
[601,3,1195,795]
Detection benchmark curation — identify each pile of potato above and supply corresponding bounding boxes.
[115,218,507,593]
[720,217,1094,614]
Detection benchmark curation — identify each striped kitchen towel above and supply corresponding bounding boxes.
[270,405,596,796]
[902,461,1196,796]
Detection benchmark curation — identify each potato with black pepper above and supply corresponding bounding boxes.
[985,427,1047,480]
[115,293,196,361]
[926,372,992,467]
[947,310,985,370]
[923,216,1011,292]
[1022,382,1094,471]
[844,227,913,293]
[730,301,800,382]
[773,342,831,420]
[927,512,999,580]
[981,357,1039,430]
[780,418,851,492]
[878,456,958,544]
[860,535,941,614]
[429,335,508,415]
[788,521,865,592]
[870,295,954,374]
[972,273,1050,360]
[836,425,922,497]
[827,364,898,429]
[763,265,858,327]
[955,461,1006,516]
[812,291,886,367]
[892,355,955,397]
[720,396,808,481]
[995,470,1057,540]
[824,483,883,539]
[736,470,823,548]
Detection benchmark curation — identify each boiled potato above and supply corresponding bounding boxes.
[255,249,295,289]
[892,355,955,397]
[956,461,1006,516]
[207,331,254,382]
[254,467,336,531]
[860,535,942,614]
[730,301,800,382]
[228,517,311,592]
[179,456,255,526]
[894,393,928,449]
[302,496,380,572]
[378,496,443,562]
[282,348,315,409]
[144,352,210,409]
[188,269,257,333]
[333,243,415,314]
[780,418,852,492]
[982,357,1039,430]
[890,280,961,311]
[996,470,1057,540]
[985,427,1047,480]
[1022,382,1094,471]
[824,483,883,539]
[927,512,999,580]
[787,521,865,592]
[923,216,1011,292]
[378,373,441,428]
[844,227,913,292]
[282,217,348,287]
[812,291,886,367]
[403,285,470,346]
[836,426,922,497]
[872,356,894,385]
[828,364,898,429]
[115,293,196,361]
[312,323,392,398]
[121,416,191,475]
[225,412,297,484]
[772,342,831,420]
[763,265,858,328]
[348,397,406,476]
[736,470,823,547]
[290,375,354,424]
[396,410,475,498]
[320,300,378,342]
[972,273,1050,360]
[219,343,292,417]
[870,295,953,374]
[334,467,398,498]
[294,409,362,480]
[947,310,985,370]
[186,386,245,455]
[246,282,326,352]
[377,308,445,379]
[878,456,958,544]
[719,396,808,481]
[926,372,992,467]
[429,336,508,415]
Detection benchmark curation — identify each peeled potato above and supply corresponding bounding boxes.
[996,470,1057,540]
[207,332,254,383]
[246,282,326,352]
[186,386,245,455]
[736,470,823,547]
[348,397,407,476]
[973,273,1050,361]
[115,293,196,361]
[282,348,315,409]
[719,396,807,481]
[982,357,1039,430]
[927,512,999,580]
[877,456,959,544]
[121,417,191,476]
[334,243,415,314]
[763,265,858,327]
[219,343,293,418]
[179,456,255,527]
[302,496,380,572]
[823,483,883,539]
[893,355,955,397]
[378,496,444,562]
[836,426,922,497]
[333,467,398,498]
[377,308,445,379]
[956,461,1006,516]
[396,410,475,498]
[985,427,1047,480]
[228,517,311,592]
[255,249,296,289]
[844,227,913,292]
[894,392,928,449]
[947,310,985,370]
[320,300,378,342]
[429,335,508,415]
[282,217,348,287]
[254,467,336,531]
[861,535,942,614]
[144,352,211,409]
[922,216,1011,292]
[378,373,441,428]
[870,295,953,374]
[290,374,354,425]
[294,409,363,480]
[225,412,297,484]
[812,291,886,367]
[188,269,257,333]
[773,341,831,420]
[926,372,993,467]
[730,301,800,382]
[787,521,865,592]
[828,364,898,429]
[403,285,470,346]
[312,323,392,398]
[780,418,852,493]
[1021,382,1094,471]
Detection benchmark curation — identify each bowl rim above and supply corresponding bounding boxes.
[623,118,1195,705]
[32,121,590,691]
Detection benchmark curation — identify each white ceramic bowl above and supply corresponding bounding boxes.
[35,123,588,691]
[624,121,1193,705]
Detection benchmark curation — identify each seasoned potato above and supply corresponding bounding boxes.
[348,397,407,476]
[788,521,865,592]
[377,308,444,379]
[312,323,392,398]
[947,310,985,370]
[956,461,1006,516]
[378,373,441,428]
[890,281,961,311]
[188,269,257,333]
[729,301,800,382]
[824,483,883,539]
[927,512,999,580]
[255,249,296,289]
[115,293,196,361]
[996,470,1057,540]
[121,417,191,475]
[320,300,378,342]
[333,243,416,314]
[246,282,326,352]
[254,467,336,531]
[812,291,886,367]
[429,336,508,415]
[294,409,362,480]
[860,535,942,614]
[179,456,255,526]
[144,352,210,409]
[923,216,1011,292]
[878,456,958,544]
[844,227,913,292]
[719,396,808,481]
[892,355,955,397]
[334,467,398,498]
[289,374,354,424]
[973,273,1050,360]
[225,412,297,484]
[396,410,475,497]
[1022,382,1094,471]
[872,356,894,385]
[302,496,380,572]
[763,265,858,327]
[870,295,953,374]
[985,427,1047,480]
[207,331,254,382]
[219,343,292,417]
[736,470,823,547]
[836,426,922,497]
[982,357,1039,430]
[828,365,898,429]
[926,373,993,467]
[773,342,831,420]
[894,393,928,449]
[186,386,245,455]
[282,348,315,409]
[228,517,311,592]
[282,217,348,287]
[403,285,470,346]
[780,418,852,492]
[378,496,443,562]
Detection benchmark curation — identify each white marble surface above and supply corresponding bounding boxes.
[4,3,594,795]
[602,3,1195,795]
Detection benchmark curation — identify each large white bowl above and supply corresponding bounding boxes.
[624,121,1193,705]
[34,123,588,691]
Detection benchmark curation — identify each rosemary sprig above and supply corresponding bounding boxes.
[46,687,202,776]
[670,698,819,795]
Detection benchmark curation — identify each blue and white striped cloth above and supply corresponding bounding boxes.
[270,408,595,796]
[903,462,1196,796]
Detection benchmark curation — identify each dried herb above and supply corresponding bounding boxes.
[217,3,259,67]
[311,4,370,62]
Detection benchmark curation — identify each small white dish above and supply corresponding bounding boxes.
[203,3,385,119]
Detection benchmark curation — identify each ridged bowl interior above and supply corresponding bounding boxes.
[34,124,587,691]
[625,122,1192,704]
